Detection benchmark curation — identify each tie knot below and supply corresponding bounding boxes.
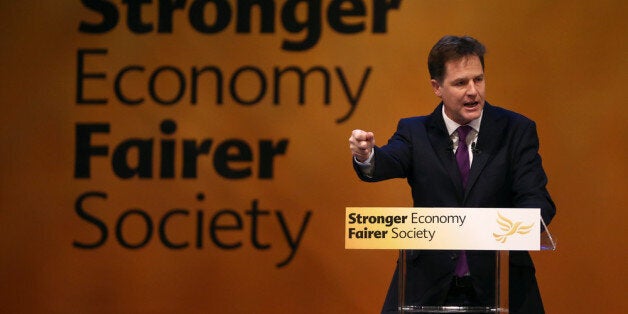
[457,125,473,142]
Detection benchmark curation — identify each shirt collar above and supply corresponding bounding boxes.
[441,105,483,136]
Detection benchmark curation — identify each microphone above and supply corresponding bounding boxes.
[471,142,481,155]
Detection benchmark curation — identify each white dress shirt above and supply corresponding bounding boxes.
[442,106,482,164]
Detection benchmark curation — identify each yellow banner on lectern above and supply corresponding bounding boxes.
[345,207,540,251]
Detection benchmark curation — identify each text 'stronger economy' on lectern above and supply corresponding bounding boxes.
[345,207,556,313]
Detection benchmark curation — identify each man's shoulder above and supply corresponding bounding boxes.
[395,116,433,134]
[485,102,535,125]
[399,115,430,124]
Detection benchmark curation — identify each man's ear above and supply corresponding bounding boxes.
[430,79,442,97]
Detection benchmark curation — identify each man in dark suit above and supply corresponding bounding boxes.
[349,35,556,313]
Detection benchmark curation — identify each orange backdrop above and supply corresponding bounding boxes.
[1,1,626,313]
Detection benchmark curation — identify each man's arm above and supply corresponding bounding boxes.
[349,119,416,182]
[510,121,556,226]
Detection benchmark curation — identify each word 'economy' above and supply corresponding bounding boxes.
[77,49,370,123]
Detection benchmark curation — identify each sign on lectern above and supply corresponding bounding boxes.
[345,207,541,251]
[345,207,555,313]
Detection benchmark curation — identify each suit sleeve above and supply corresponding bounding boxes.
[510,121,556,226]
[353,119,414,182]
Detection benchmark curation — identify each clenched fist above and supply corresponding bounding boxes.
[349,129,375,162]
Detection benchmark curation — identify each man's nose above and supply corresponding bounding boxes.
[466,81,478,96]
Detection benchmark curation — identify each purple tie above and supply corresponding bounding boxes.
[455,125,472,277]
[455,125,472,188]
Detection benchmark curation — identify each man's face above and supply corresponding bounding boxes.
[431,55,485,125]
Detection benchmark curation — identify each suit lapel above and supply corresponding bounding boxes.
[464,103,506,201]
[426,104,465,198]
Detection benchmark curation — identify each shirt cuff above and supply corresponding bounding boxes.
[354,150,375,177]
[354,149,374,166]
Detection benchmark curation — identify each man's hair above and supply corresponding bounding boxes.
[428,35,486,83]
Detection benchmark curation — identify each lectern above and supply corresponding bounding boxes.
[345,207,556,314]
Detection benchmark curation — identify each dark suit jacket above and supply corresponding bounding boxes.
[353,103,556,314]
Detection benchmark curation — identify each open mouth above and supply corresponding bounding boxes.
[464,101,479,107]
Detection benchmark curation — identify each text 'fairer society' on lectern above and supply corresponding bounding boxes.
[345,207,556,313]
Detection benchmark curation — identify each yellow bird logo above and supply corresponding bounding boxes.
[493,212,534,243]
